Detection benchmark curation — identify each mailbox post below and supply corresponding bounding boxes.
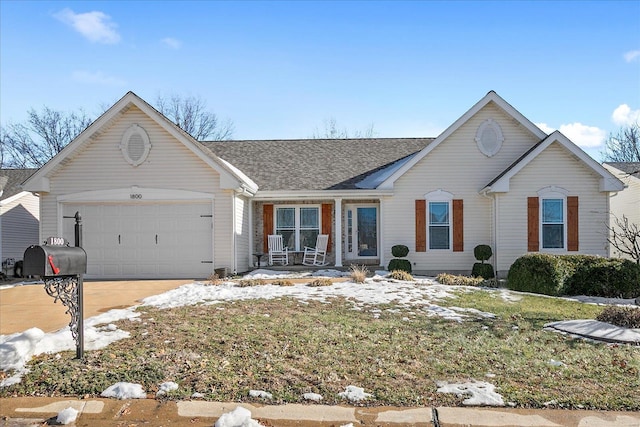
[23,213,87,359]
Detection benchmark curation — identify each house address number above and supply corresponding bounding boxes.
[130,193,143,199]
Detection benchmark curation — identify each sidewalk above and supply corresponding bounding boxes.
[1,397,639,426]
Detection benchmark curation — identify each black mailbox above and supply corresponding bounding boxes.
[23,244,87,277]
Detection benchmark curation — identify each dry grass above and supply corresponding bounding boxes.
[1,287,638,411]
[349,265,369,283]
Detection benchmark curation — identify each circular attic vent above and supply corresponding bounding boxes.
[120,124,151,166]
[475,118,504,157]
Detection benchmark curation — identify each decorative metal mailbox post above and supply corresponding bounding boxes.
[23,217,87,359]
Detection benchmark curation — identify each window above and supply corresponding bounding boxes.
[429,202,450,249]
[475,118,504,157]
[120,124,151,167]
[275,206,319,250]
[542,198,564,249]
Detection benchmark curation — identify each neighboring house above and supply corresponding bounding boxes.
[0,169,39,274]
[23,91,625,279]
[603,162,640,260]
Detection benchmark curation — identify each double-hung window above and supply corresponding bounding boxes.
[275,206,320,250]
[541,198,564,249]
[429,201,450,250]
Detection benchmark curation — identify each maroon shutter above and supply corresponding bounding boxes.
[527,197,539,252]
[416,200,426,252]
[567,196,579,251]
[453,199,464,252]
[263,204,274,253]
[321,203,332,251]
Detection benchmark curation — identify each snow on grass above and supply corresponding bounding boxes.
[100,382,147,399]
[248,389,272,399]
[56,407,79,425]
[157,381,179,396]
[303,392,323,402]
[436,380,505,406]
[338,385,373,402]
[214,406,265,427]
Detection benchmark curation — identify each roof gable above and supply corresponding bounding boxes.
[378,91,547,190]
[23,92,257,194]
[604,162,640,180]
[484,131,625,193]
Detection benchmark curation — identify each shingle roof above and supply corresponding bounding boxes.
[604,162,640,178]
[0,169,38,201]
[202,138,433,191]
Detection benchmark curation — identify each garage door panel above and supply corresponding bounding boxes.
[63,201,213,279]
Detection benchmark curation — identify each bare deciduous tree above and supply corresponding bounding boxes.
[1,107,92,168]
[155,94,234,141]
[602,123,640,163]
[607,214,640,264]
[311,117,376,139]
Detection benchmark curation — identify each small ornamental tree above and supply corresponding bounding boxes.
[471,244,495,279]
[388,244,412,273]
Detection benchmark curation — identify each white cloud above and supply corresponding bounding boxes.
[54,8,120,44]
[535,122,606,149]
[623,50,640,63]
[72,70,126,86]
[612,104,640,126]
[161,37,182,49]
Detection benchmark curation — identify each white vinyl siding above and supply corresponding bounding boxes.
[0,192,40,261]
[38,105,237,278]
[497,143,608,274]
[604,164,640,260]
[384,102,540,272]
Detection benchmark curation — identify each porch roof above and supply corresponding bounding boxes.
[0,168,38,201]
[202,138,433,191]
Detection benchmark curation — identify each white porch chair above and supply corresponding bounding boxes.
[268,234,289,265]
[302,234,329,266]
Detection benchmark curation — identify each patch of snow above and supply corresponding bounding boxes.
[101,382,147,399]
[56,407,78,425]
[191,392,205,399]
[548,359,566,367]
[436,380,504,406]
[563,295,639,307]
[214,406,265,427]
[340,424,355,427]
[157,381,179,395]
[303,392,323,401]
[249,389,272,399]
[338,385,372,402]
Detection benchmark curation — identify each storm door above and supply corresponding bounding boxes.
[344,205,378,259]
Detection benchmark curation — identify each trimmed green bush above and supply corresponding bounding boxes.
[507,253,573,296]
[472,262,495,279]
[388,259,412,273]
[507,253,640,298]
[391,245,410,258]
[474,245,493,262]
[564,258,640,298]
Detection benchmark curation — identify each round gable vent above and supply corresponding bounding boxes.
[475,118,504,157]
[120,124,151,167]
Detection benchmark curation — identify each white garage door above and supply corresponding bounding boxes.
[63,202,213,279]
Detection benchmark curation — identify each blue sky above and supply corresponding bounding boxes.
[1,1,639,160]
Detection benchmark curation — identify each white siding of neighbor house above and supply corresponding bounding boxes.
[38,105,236,272]
[1,192,40,261]
[385,102,541,273]
[496,143,609,275]
[604,164,640,260]
[234,193,251,273]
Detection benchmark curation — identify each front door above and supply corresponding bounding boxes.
[344,205,378,259]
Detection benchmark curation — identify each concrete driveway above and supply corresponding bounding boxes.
[0,279,195,335]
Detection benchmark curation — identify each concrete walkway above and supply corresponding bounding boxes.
[0,279,194,335]
[546,320,640,344]
[1,397,639,426]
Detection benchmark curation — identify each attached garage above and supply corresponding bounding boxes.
[62,201,213,279]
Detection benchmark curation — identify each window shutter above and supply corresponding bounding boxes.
[527,197,539,252]
[263,204,274,253]
[322,203,332,252]
[567,196,579,251]
[415,200,426,252]
[453,199,464,252]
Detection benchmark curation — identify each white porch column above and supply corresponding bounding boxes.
[334,198,343,267]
